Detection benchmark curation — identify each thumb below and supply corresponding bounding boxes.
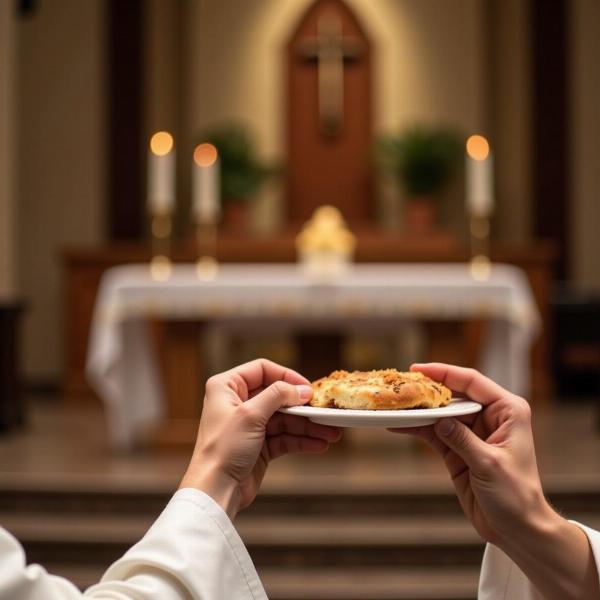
[248,381,312,418]
[435,418,491,470]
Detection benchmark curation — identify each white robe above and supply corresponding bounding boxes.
[1,488,598,599]
[479,522,600,599]
[0,488,267,599]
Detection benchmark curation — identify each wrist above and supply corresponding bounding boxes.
[179,461,241,520]
[494,499,598,600]
[495,492,558,552]
[494,493,575,570]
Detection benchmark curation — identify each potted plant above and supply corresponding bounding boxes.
[199,123,274,232]
[375,126,462,233]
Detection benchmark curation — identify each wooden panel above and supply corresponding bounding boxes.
[160,321,204,420]
[531,0,569,277]
[297,333,344,381]
[287,0,372,222]
[63,260,106,399]
[107,0,144,240]
[0,304,26,430]
[151,321,203,449]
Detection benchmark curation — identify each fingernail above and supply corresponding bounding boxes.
[296,385,313,400]
[436,418,455,437]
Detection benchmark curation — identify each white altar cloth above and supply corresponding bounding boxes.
[86,263,540,450]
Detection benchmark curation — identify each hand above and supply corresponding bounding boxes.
[390,363,598,600]
[391,363,544,544]
[180,359,341,519]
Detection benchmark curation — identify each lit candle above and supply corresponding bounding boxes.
[192,143,220,223]
[465,134,494,218]
[147,131,175,215]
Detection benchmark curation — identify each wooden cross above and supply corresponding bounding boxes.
[297,13,363,137]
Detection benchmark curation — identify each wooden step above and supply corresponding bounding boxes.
[39,563,480,600]
[2,512,485,568]
[2,478,599,599]
[2,482,599,518]
[260,566,480,600]
[4,510,600,547]
[0,513,480,546]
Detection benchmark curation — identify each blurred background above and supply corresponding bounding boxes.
[0,1,599,599]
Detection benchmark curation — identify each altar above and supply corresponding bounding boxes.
[87,262,539,450]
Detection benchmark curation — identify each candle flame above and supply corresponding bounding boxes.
[150,131,174,156]
[194,143,218,167]
[466,135,490,161]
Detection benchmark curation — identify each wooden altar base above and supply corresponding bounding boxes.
[151,318,491,449]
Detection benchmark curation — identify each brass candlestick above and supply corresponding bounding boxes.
[150,212,173,281]
[195,218,219,280]
[469,215,491,281]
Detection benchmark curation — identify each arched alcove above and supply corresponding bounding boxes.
[286,0,372,223]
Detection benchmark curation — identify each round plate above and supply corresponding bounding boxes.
[278,399,482,428]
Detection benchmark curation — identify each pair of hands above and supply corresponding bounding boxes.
[180,358,542,535]
[181,359,598,599]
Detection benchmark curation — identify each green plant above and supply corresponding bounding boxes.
[199,123,275,204]
[375,126,462,198]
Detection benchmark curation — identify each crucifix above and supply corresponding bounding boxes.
[297,13,363,137]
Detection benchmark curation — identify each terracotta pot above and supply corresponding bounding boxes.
[223,201,249,233]
[405,197,437,234]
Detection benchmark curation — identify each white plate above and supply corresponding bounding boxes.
[278,399,482,428]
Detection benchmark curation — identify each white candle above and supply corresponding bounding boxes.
[465,134,494,218]
[147,131,175,215]
[192,143,220,223]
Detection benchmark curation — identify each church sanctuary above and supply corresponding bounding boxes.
[1,0,600,598]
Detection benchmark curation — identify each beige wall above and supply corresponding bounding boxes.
[570,0,600,290]
[17,0,106,380]
[144,0,180,137]
[182,0,486,151]
[0,1,17,299]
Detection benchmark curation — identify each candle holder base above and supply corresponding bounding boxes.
[196,255,219,280]
[150,212,173,280]
[150,255,172,281]
[469,215,491,281]
[469,254,491,281]
[195,220,218,280]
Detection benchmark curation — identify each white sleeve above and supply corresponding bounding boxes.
[0,488,267,600]
[477,521,600,599]
[0,527,82,599]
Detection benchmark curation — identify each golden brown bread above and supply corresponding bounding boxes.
[310,369,451,410]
